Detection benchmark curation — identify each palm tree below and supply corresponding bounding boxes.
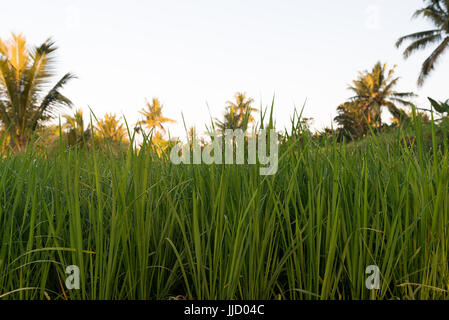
[215,92,257,132]
[150,131,180,157]
[334,102,367,139]
[335,62,415,137]
[348,62,415,127]
[226,92,257,123]
[396,0,449,86]
[63,109,91,146]
[215,107,240,132]
[95,113,128,144]
[0,33,75,150]
[136,98,175,153]
[137,98,175,134]
[187,126,206,149]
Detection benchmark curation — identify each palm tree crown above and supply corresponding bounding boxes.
[137,98,175,134]
[63,109,85,134]
[335,62,415,137]
[216,92,257,131]
[63,109,91,146]
[226,92,257,123]
[0,33,75,150]
[95,113,128,143]
[396,0,449,86]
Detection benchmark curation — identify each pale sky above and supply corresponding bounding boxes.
[0,0,447,137]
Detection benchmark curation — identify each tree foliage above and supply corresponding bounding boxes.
[396,0,449,86]
[0,33,74,150]
[335,62,415,139]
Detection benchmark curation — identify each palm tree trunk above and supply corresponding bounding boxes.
[16,133,27,152]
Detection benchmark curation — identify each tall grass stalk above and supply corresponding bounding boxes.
[0,110,449,300]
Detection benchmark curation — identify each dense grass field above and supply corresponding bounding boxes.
[1,115,449,300]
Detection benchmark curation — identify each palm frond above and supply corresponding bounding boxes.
[418,36,449,86]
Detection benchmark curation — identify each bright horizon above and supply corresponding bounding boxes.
[1,0,447,137]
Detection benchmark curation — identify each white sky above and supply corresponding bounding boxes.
[1,0,447,138]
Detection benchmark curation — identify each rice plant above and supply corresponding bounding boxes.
[0,109,448,300]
